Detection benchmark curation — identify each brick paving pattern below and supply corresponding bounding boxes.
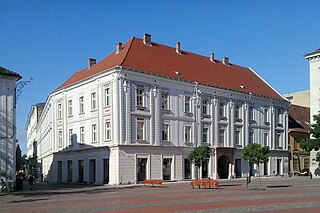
[0,176,319,212]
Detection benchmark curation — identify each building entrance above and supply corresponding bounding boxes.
[137,158,147,182]
[218,155,230,179]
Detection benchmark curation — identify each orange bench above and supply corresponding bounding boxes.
[143,179,163,187]
[190,180,219,189]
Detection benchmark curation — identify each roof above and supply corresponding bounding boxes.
[55,37,286,101]
[288,104,310,133]
[304,48,320,58]
[0,66,22,80]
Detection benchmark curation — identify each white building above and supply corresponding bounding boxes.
[28,34,289,185]
[304,48,320,178]
[283,90,310,108]
[0,67,21,182]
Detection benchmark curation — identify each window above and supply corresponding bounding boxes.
[276,109,282,125]
[136,87,144,107]
[80,127,85,143]
[91,92,96,111]
[79,96,84,114]
[57,103,62,119]
[219,101,226,119]
[69,129,73,145]
[104,88,110,107]
[162,124,169,141]
[264,132,268,147]
[249,106,254,121]
[161,92,169,110]
[235,104,241,120]
[263,108,269,123]
[202,99,209,115]
[105,122,111,140]
[58,130,63,147]
[202,125,209,143]
[276,133,281,148]
[219,127,225,144]
[184,96,191,113]
[136,119,145,140]
[235,128,241,146]
[184,126,191,143]
[249,131,254,144]
[92,124,97,142]
[68,100,73,116]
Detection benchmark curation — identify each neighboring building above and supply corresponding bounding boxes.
[305,48,320,178]
[0,66,21,182]
[283,90,310,108]
[25,103,45,177]
[27,34,289,185]
[288,104,310,175]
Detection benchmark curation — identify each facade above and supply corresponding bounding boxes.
[305,48,320,178]
[28,35,289,185]
[0,66,21,182]
[288,104,310,175]
[25,103,45,176]
[283,90,310,108]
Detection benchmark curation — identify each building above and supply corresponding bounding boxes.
[0,66,21,182]
[25,103,45,177]
[27,34,289,185]
[288,104,310,175]
[283,90,310,108]
[305,48,320,178]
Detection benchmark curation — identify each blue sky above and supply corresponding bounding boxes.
[1,1,319,154]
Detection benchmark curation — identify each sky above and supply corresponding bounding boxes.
[1,0,319,154]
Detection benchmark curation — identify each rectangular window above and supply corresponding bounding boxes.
[68,100,73,116]
[203,125,209,143]
[69,129,73,145]
[235,129,241,146]
[263,108,268,123]
[105,88,110,107]
[137,119,145,140]
[161,92,169,110]
[249,106,254,121]
[91,92,96,111]
[235,104,241,120]
[219,128,225,144]
[57,103,62,119]
[202,99,208,115]
[136,87,144,107]
[249,131,254,144]
[276,133,281,148]
[264,132,268,147]
[80,127,85,143]
[219,101,226,119]
[184,126,191,143]
[184,96,191,113]
[92,124,97,142]
[105,122,111,140]
[276,109,282,125]
[79,96,84,114]
[58,130,63,147]
[162,124,169,141]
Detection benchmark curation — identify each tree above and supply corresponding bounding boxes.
[188,146,211,179]
[241,143,269,190]
[300,113,320,152]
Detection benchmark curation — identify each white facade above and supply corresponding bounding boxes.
[30,67,289,185]
[0,69,21,182]
[283,90,310,108]
[305,49,320,178]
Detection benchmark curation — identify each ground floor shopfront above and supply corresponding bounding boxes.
[40,145,289,185]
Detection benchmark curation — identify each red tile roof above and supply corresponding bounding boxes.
[55,37,286,101]
[288,104,310,133]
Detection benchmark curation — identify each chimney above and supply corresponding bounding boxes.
[210,53,215,63]
[222,57,229,65]
[88,58,96,69]
[143,33,151,45]
[176,42,181,54]
[116,42,122,54]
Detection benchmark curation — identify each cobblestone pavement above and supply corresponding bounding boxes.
[0,176,319,212]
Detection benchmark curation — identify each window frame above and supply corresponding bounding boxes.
[105,121,111,141]
[161,92,169,110]
[136,118,145,140]
[80,126,85,143]
[104,88,111,107]
[69,129,73,146]
[184,126,192,143]
[202,125,209,143]
[79,96,84,114]
[57,103,62,119]
[136,86,144,107]
[202,98,209,115]
[184,96,191,113]
[91,92,97,111]
[92,124,97,143]
[68,100,73,117]
[58,130,63,147]
[162,123,170,141]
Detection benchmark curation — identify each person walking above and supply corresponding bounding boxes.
[28,174,34,191]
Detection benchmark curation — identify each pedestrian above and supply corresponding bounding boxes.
[28,174,34,191]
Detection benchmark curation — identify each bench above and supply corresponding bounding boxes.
[190,180,219,189]
[143,179,163,187]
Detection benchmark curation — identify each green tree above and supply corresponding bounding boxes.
[188,146,211,179]
[241,143,269,190]
[300,113,320,152]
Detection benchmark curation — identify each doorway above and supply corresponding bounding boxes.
[57,161,62,183]
[218,155,230,179]
[163,158,172,180]
[137,158,147,182]
[235,159,241,178]
[78,160,84,183]
[103,159,109,184]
